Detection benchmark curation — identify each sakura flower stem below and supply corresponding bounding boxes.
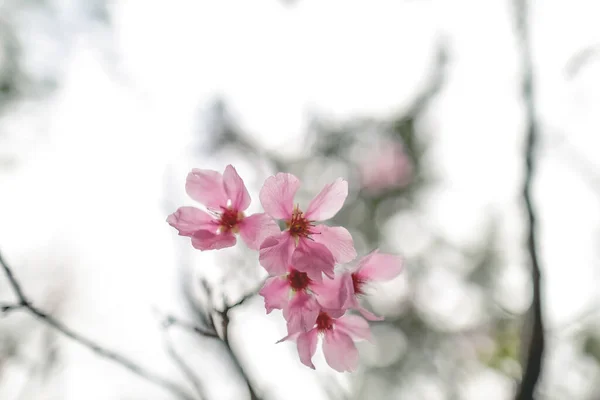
[0,251,196,400]
[514,0,545,399]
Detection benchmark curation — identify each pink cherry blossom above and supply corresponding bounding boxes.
[258,173,357,278]
[358,140,413,194]
[279,311,371,372]
[167,165,279,251]
[259,264,350,333]
[259,268,315,314]
[318,250,404,320]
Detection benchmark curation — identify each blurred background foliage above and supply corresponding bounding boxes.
[0,0,110,168]
[202,43,529,399]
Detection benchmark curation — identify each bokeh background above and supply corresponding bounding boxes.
[1,0,600,399]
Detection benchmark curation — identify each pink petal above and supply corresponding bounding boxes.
[311,225,357,264]
[304,178,348,221]
[191,230,236,250]
[356,305,384,322]
[259,232,295,276]
[238,213,280,250]
[185,169,228,210]
[259,173,300,220]
[223,165,251,211]
[296,330,319,369]
[259,276,290,313]
[276,331,301,344]
[166,206,217,236]
[335,314,372,341]
[283,292,320,334]
[291,239,335,282]
[356,250,403,281]
[322,330,359,372]
[312,274,351,311]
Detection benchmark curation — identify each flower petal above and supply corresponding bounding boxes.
[259,232,295,276]
[276,331,301,344]
[185,169,228,210]
[335,314,372,341]
[283,292,320,334]
[311,225,357,264]
[223,165,251,211]
[322,330,359,372]
[296,330,319,369]
[191,230,236,250]
[259,276,290,313]
[312,274,351,311]
[356,250,403,281]
[291,239,335,282]
[259,173,300,220]
[238,213,280,250]
[356,305,384,322]
[166,207,217,236]
[304,178,348,221]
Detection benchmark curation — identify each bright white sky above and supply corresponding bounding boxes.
[1,0,600,399]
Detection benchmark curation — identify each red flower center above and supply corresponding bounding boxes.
[316,311,334,331]
[287,268,311,291]
[286,206,312,238]
[219,207,243,233]
[351,273,367,296]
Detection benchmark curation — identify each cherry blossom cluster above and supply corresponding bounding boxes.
[167,165,403,372]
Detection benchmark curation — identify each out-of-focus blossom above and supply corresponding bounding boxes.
[317,250,403,320]
[358,140,413,193]
[278,311,371,372]
[167,165,279,251]
[258,173,356,279]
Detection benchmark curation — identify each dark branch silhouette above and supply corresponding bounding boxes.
[514,1,545,399]
[217,296,261,400]
[162,327,209,400]
[162,313,220,339]
[182,279,263,400]
[0,251,196,400]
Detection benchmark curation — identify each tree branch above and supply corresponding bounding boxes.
[186,279,264,400]
[514,1,545,399]
[162,313,220,339]
[0,251,196,400]
[565,43,600,79]
[217,298,261,400]
[0,302,25,312]
[162,328,209,400]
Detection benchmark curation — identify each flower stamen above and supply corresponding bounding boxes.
[286,204,312,238]
[219,206,244,233]
[316,311,334,332]
[287,269,312,292]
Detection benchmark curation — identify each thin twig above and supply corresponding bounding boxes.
[565,43,600,78]
[188,279,264,400]
[217,299,261,400]
[514,1,545,399]
[163,329,209,400]
[0,251,196,400]
[545,133,600,196]
[0,302,25,313]
[163,314,219,339]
